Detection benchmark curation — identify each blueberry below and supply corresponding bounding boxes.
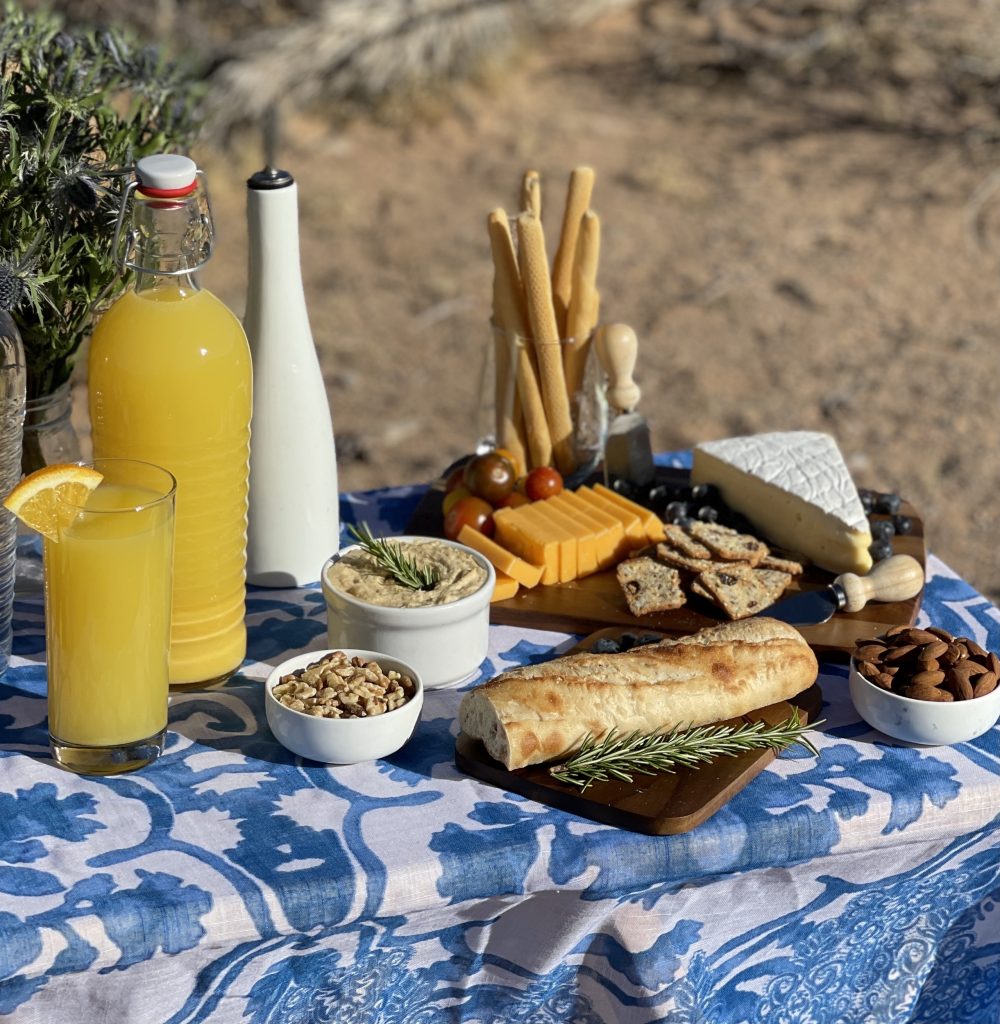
[612,478,636,499]
[875,492,902,515]
[676,515,695,527]
[871,519,896,541]
[591,638,621,654]
[859,489,876,514]
[893,514,912,536]
[691,483,720,504]
[696,505,719,523]
[648,484,673,506]
[638,633,662,646]
[869,539,893,562]
[618,632,638,651]
[665,500,689,523]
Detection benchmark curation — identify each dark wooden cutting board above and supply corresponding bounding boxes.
[454,627,825,835]
[407,468,926,659]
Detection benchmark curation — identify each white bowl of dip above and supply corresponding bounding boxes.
[265,648,424,764]
[321,536,495,689]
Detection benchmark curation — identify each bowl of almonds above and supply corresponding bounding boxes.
[265,649,424,764]
[850,626,1000,745]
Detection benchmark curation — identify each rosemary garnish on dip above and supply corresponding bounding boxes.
[347,523,440,591]
[550,709,821,791]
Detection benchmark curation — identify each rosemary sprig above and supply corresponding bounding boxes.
[347,522,440,591]
[550,708,821,791]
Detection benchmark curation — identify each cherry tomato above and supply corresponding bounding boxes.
[444,461,470,493]
[444,496,495,540]
[496,490,530,509]
[493,447,523,479]
[442,484,472,516]
[525,466,564,501]
[463,452,516,505]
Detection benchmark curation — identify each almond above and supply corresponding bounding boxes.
[990,652,1000,676]
[922,640,949,660]
[857,660,880,682]
[904,684,954,702]
[946,669,974,701]
[926,626,955,641]
[855,644,888,663]
[882,644,917,663]
[910,669,945,687]
[900,628,937,645]
[974,672,998,698]
[966,639,989,659]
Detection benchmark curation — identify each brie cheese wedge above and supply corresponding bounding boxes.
[691,431,873,575]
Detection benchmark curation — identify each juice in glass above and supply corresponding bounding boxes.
[45,459,176,775]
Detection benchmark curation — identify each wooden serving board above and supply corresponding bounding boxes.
[454,627,825,835]
[408,468,926,659]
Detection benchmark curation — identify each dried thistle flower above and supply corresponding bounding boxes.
[0,3,203,398]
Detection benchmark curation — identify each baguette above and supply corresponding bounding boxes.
[458,618,818,770]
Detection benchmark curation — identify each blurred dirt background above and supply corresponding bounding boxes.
[56,0,1000,600]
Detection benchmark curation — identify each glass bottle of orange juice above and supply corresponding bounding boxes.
[89,155,252,686]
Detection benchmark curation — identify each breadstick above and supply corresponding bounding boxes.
[563,210,601,401]
[492,318,526,470]
[521,169,541,218]
[516,212,576,474]
[551,166,595,337]
[487,210,551,469]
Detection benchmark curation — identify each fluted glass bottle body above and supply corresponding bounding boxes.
[89,282,251,685]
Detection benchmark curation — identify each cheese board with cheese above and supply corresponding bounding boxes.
[407,450,926,659]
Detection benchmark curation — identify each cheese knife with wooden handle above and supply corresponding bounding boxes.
[595,323,655,486]
[766,554,925,626]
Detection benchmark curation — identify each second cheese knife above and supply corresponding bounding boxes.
[766,554,925,627]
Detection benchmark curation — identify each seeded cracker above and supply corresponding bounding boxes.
[616,557,686,616]
[688,521,769,566]
[654,542,718,574]
[696,565,777,620]
[662,523,712,559]
[759,552,805,575]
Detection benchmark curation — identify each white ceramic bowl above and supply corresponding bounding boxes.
[849,657,1000,745]
[321,537,495,689]
[264,649,424,764]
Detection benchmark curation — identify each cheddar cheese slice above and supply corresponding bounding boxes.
[514,503,578,582]
[576,487,646,545]
[557,489,628,562]
[592,484,666,542]
[457,525,544,588]
[490,570,519,603]
[532,500,598,577]
[547,492,616,569]
[494,507,560,584]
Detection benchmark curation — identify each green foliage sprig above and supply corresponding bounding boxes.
[550,709,821,791]
[0,3,202,398]
[347,522,440,591]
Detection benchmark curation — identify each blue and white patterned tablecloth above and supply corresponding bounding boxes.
[2,463,1000,1023]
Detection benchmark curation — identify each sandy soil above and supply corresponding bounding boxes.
[172,9,1000,600]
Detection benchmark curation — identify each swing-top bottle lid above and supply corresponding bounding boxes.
[136,154,198,198]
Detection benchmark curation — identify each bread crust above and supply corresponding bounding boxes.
[458,617,818,769]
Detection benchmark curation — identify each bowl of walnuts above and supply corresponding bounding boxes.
[850,626,1000,745]
[265,648,424,764]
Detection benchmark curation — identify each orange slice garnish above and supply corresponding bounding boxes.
[3,464,104,542]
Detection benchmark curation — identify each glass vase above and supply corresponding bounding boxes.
[15,382,83,593]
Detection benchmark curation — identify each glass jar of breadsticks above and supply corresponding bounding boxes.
[479,167,607,481]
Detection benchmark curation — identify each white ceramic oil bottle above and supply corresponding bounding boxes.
[245,163,339,586]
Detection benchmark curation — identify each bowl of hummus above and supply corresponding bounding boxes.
[321,536,495,689]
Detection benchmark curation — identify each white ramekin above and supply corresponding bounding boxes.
[321,537,495,689]
[265,648,424,764]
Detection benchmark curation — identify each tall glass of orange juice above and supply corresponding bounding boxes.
[45,459,176,775]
